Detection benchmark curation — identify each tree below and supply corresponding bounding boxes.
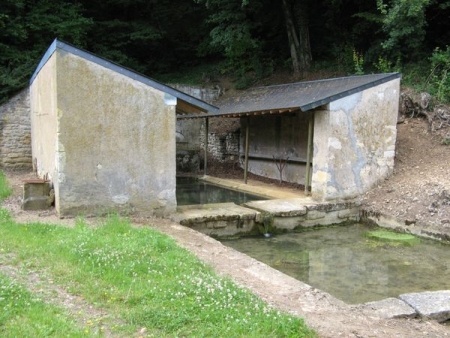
[0,0,92,102]
[194,0,274,87]
[378,0,431,60]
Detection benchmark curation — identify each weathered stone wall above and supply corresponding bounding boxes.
[171,84,220,104]
[312,79,400,201]
[0,89,32,170]
[201,125,240,162]
[31,49,177,217]
[174,85,223,171]
[174,84,220,151]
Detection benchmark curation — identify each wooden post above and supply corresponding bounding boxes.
[204,117,209,177]
[305,114,313,194]
[244,117,250,184]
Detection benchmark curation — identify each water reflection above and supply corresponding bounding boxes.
[221,223,450,304]
[176,177,266,206]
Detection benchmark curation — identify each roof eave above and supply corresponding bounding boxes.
[30,39,218,113]
[299,72,402,112]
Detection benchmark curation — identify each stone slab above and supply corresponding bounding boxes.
[175,202,259,223]
[399,290,450,322]
[243,198,308,217]
[174,203,260,237]
[356,297,416,319]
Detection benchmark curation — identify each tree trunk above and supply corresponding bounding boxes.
[297,3,312,73]
[282,0,312,76]
[281,0,301,75]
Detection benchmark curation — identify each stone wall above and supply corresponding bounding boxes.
[171,84,220,104]
[200,125,240,162]
[0,89,32,170]
[174,85,227,171]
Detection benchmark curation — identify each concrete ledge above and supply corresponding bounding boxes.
[245,198,361,229]
[174,203,260,237]
[201,176,303,199]
[361,210,450,242]
[400,290,450,322]
[244,198,309,217]
[176,198,362,236]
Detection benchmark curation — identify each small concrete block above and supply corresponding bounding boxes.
[357,297,416,319]
[399,290,450,322]
[23,180,50,196]
[22,197,50,211]
[22,180,52,211]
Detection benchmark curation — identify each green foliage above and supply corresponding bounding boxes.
[373,55,401,73]
[0,0,93,103]
[427,46,450,102]
[0,215,316,337]
[195,0,277,88]
[0,172,12,201]
[0,0,448,100]
[378,0,430,60]
[0,274,86,337]
[353,49,365,75]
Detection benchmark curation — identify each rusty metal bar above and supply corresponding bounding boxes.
[244,117,250,184]
[305,114,314,194]
[204,117,209,176]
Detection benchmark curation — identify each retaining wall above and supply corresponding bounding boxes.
[0,89,32,170]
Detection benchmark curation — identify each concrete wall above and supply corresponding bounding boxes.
[30,50,177,217]
[30,54,58,179]
[312,79,400,201]
[240,112,313,184]
[0,89,32,170]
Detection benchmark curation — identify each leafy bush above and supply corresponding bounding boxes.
[353,49,365,75]
[427,46,450,103]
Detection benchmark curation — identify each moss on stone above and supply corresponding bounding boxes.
[366,230,419,245]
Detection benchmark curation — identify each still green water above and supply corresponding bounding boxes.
[221,223,450,304]
[176,177,266,205]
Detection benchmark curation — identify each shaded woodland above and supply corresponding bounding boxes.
[1,0,449,102]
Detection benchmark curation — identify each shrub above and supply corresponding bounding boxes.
[427,46,450,103]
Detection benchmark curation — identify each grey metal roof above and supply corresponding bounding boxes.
[192,72,401,118]
[30,39,218,114]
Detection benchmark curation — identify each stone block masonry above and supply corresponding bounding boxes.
[0,89,32,170]
[200,127,240,162]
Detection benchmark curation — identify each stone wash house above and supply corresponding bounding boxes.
[182,73,401,201]
[30,39,217,217]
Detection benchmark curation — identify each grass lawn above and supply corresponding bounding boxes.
[0,173,316,337]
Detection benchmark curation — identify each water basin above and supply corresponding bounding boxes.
[176,177,266,206]
[221,223,450,304]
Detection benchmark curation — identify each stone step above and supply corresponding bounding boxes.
[400,290,450,322]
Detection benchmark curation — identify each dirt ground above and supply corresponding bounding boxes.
[1,114,450,337]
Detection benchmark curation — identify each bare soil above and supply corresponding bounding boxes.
[363,117,450,236]
[1,114,450,337]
